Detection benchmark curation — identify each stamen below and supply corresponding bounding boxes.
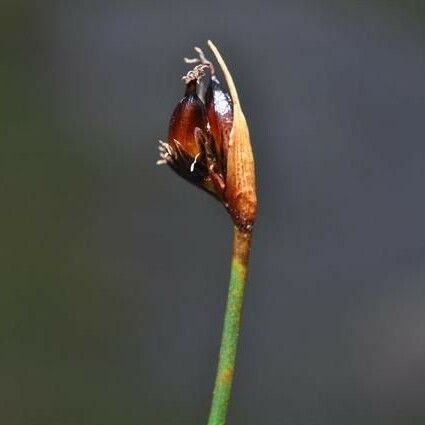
[157,140,176,165]
[158,140,176,158]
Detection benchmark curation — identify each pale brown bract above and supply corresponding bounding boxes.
[208,41,257,229]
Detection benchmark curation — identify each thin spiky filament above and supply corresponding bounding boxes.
[184,46,215,75]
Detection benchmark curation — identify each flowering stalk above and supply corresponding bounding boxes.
[207,226,252,425]
[158,40,257,424]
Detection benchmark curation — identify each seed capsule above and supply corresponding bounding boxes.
[168,79,207,160]
[205,74,233,171]
[159,68,219,195]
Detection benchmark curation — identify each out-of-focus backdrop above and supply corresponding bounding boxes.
[2,1,425,424]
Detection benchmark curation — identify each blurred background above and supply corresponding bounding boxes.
[1,1,425,424]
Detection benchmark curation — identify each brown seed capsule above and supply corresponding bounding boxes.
[208,41,257,230]
[205,74,233,172]
[158,67,219,196]
[168,79,207,159]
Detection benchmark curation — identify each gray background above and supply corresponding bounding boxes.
[2,0,425,424]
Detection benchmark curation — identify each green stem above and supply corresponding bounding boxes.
[207,226,253,425]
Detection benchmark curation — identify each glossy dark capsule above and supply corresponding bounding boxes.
[168,79,208,159]
[205,74,233,171]
[164,78,220,194]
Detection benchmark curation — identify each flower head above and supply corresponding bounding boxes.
[158,41,257,230]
